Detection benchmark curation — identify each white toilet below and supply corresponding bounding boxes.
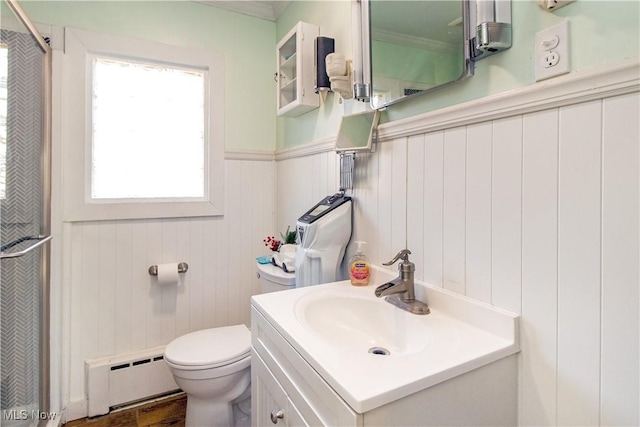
[164,262,295,427]
[164,325,251,427]
[256,261,296,293]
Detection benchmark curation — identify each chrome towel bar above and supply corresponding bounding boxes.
[0,235,52,259]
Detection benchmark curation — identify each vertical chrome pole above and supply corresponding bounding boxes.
[352,0,370,101]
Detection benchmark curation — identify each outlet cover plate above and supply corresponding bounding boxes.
[535,20,570,81]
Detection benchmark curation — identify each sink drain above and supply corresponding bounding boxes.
[368,347,390,356]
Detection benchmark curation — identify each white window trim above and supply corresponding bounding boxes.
[62,27,224,222]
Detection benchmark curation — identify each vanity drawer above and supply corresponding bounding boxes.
[252,306,361,427]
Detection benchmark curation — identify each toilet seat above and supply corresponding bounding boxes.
[164,324,251,371]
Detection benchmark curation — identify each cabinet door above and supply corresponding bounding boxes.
[276,21,319,117]
[285,399,308,427]
[252,352,309,427]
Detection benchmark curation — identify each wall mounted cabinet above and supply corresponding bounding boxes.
[276,21,319,117]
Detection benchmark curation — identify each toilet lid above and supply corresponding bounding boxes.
[164,325,251,369]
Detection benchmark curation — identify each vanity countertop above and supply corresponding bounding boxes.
[251,266,520,413]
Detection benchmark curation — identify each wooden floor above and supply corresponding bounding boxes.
[63,393,186,427]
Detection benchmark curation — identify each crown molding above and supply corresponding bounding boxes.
[271,1,291,20]
[195,1,290,21]
[372,28,457,54]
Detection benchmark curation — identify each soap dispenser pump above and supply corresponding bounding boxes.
[349,241,370,286]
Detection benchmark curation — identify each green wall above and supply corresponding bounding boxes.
[22,1,276,152]
[275,0,358,151]
[21,1,640,151]
[277,0,640,149]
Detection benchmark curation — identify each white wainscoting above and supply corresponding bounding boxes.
[275,149,339,232]
[275,91,639,426]
[63,159,275,414]
[60,59,639,425]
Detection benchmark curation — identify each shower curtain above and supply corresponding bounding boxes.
[0,1,51,424]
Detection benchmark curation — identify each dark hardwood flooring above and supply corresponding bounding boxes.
[63,393,186,427]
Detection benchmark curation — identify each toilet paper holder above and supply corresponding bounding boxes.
[148,262,189,276]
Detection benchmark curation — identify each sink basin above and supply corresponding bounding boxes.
[251,266,519,413]
[295,292,429,355]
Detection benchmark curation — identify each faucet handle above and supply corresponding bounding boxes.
[383,249,412,266]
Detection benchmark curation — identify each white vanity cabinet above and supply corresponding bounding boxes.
[276,21,319,117]
[251,293,518,427]
[251,307,359,426]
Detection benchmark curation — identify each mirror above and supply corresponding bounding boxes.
[368,0,470,109]
[354,0,512,109]
[335,110,381,153]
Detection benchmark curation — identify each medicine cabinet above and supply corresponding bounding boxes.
[276,21,319,117]
[352,0,512,109]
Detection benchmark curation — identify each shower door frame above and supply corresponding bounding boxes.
[3,0,52,416]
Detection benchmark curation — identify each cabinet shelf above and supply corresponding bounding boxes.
[280,52,297,75]
[276,21,319,117]
[280,77,297,92]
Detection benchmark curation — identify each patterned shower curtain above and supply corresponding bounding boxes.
[0,27,45,414]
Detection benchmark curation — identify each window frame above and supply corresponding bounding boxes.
[63,27,225,221]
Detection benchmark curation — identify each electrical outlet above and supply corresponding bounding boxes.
[535,21,570,81]
[543,51,560,67]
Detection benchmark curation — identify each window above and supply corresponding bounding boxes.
[91,57,206,200]
[63,28,225,221]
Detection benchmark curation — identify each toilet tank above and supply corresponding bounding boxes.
[256,263,296,293]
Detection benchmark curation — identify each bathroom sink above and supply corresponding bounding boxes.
[295,291,433,356]
[251,266,520,413]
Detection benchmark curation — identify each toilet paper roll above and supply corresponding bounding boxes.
[157,263,180,286]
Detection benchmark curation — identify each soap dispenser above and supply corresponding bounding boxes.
[349,241,370,286]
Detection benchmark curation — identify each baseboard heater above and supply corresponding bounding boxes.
[85,345,179,417]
